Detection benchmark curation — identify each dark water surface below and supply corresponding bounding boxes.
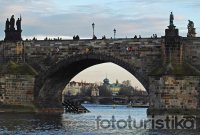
[0,104,199,135]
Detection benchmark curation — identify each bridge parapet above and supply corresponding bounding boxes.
[0,37,200,113]
[0,38,163,80]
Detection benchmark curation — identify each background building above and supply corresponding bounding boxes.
[62,81,93,96]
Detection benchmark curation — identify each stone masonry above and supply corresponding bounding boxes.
[0,75,35,106]
[149,75,200,110]
[0,37,199,113]
[0,13,199,113]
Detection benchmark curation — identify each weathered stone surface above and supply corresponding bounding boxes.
[148,75,200,114]
[0,37,199,113]
[0,74,35,106]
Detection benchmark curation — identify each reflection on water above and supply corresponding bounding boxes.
[0,113,63,134]
[0,104,199,135]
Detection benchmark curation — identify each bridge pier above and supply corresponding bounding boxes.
[35,108,64,113]
[148,73,200,116]
[34,98,64,113]
[147,108,200,116]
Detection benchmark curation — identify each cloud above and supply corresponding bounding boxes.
[0,0,198,39]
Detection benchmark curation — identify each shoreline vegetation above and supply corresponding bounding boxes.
[0,61,38,76]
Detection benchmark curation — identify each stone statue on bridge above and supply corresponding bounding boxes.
[4,15,22,41]
[16,16,22,31]
[10,15,15,31]
[5,18,10,31]
[169,12,174,26]
[187,20,196,37]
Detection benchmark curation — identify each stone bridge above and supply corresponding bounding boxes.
[0,13,200,114]
[0,38,161,111]
[0,36,199,113]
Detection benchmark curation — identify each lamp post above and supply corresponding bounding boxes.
[113,28,116,39]
[92,23,95,38]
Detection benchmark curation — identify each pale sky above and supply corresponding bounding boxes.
[0,0,199,39]
[0,0,199,91]
[71,63,145,90]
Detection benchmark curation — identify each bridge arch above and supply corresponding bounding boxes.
[34,53,149,110]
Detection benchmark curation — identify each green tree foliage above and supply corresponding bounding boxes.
[118,86,147,96]
[98,85,112,96]
[80,86,92,96]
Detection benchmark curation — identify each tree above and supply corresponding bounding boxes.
[118,86,134,96]
[118,86,148,96]
[98,85,112,96]
[80,86,92,96]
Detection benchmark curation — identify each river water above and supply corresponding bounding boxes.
[0,104,199,135]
